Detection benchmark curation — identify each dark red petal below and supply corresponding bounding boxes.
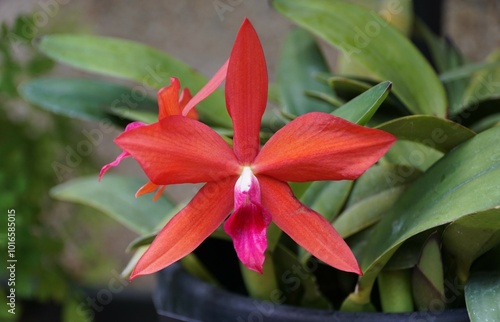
[130,179,235,279]
[115,116,240,185]
[253,112,396,182]
[226,19,268,163]
[259,176,362,275]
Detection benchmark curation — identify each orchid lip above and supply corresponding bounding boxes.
[236,166,258,194]
[225,165,271,273]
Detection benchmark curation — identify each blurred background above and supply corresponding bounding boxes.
[0,0,498,321]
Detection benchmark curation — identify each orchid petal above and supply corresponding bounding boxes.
[98,121,145,180]
[135,181,159,197]
[158,77,181,119]
[224,167,271,273]
[259,176,362,275]
[182,59,229,117]
[226,19,268,163]
[135,181,166,201]
[179,88,198,120]
[130,179,235,279]
[115,116,240,185]
[254,112,396,182]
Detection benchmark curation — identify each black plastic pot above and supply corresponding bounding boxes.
[154,263,470,322]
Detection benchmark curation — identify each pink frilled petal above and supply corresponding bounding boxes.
[115,116,240,185]
[225,19,268,163]
[253,112,396,182]
[182,59,229,117]
[98,121,145,180]
[259,176,362,275]
[224,167,271,273]
[130,178,235,279]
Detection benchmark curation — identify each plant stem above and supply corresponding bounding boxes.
[378,269,414,312]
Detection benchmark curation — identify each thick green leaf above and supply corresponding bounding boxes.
[300,180,353,222]
[240,251,279,301]
[181,254,221,287]
[326,76,404,113]
[126,232,157,252]
[465,271,500,322]
[273,0,447,116]
[298,180,353,261]
[332,81,391,125]
[439,61,500,83]
[377,115,476,153]
[413,19,469,115]
[278,28,334,116]
[412,233,445,311]
[470,113,500,133]
[343,126,500,310]
[305,89,344,108]
[347,163,421,207]
[36,34,231,127]
[382,141,443,172]
[121,247,147,277]
[443,209,500,283]
[334,187,405,239]
[384,231,434,271]
[50,175,173,235]
[377,269,413,313]
[19,78,155,126]
[110,106,157,124]
[273,245,331,309]
[461,49,500,113]
[328,76,373,100]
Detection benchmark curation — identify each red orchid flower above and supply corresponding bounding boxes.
[116,19,396,278]
[99,61,228,200]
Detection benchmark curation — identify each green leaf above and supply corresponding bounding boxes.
[443,209,500,283]
[121,247,147,277]
[273,245,331,309]
[240,251,279,301]
[277,28,334,116]
[412,233,445,311]
[347,163,422,207]
[305,89,344,108]
[181,254,221,287]
[465,271,500,322]
[332,81,392,125]
[470,113,500,133]
[461,49,500,112]
[344,126,500,310]
[377,269,413,313]
[126,232,157,252]
[36,34,231,127]
[300,180,353,222]
[298,180,353,262]
[377,115,476,153]
[334,186,405,239]
[413,19,469,115]
[328,76,373,100]
[50,175,174,235]
[19,77,153,126]
[273,0,447,117]
[439,61,500,82]
[382,141,443,172]
[110,106,157,124]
